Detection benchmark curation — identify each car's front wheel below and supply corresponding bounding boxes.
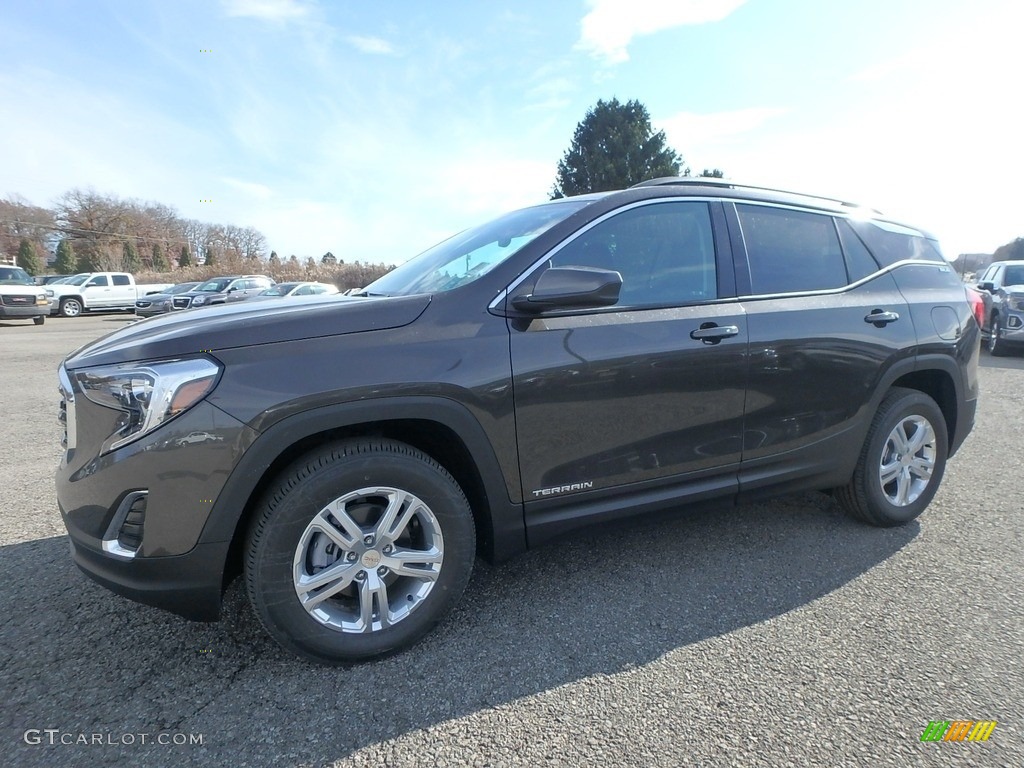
[988,315,1011,356]
[835,387,947,527]
[33,315,44,325]
[245,439,476,665]
[59,298,82,318]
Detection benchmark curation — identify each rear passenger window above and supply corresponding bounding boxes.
[737,205,846,294]
[550,201,717,307]
[836,219,880,281]
[112,275,131,286]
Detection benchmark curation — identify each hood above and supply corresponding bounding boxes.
[63,293,431,369]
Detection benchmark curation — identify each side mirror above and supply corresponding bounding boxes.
[227,286,238,292]
[511,266,622,313]
[977,281,995,292]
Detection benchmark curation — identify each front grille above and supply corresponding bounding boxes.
[136,300,151,309]
[2,294,34,306]
[172,297,191,309]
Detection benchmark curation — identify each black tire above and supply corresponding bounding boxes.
[33,316,44,325]
[59,297,82,318]
[835,387,948,527]
[988,315,1011,357]
[245,439,475,665]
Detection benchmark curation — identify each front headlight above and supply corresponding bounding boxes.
[74,358,220,453]
[1009,295,1024,311]
[192,296,207,306]
[45,289,54,298]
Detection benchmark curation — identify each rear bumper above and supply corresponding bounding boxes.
[69,537,228,621]
[951,396,977,458]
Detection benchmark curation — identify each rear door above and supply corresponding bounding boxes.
[730,203,917,496]
[508,199,749,528]
[110,274,135,306]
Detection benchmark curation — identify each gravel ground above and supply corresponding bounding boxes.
[0,314,1021,768]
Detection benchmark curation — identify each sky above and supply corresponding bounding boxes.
[0,0,1020,262]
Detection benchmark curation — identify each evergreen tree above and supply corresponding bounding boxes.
[204,245,217,266]
[54,239,76,273]
[288,255,299,265]
[322,251,337,265]
[178,245,192,268]
[16,238,42,275]
[268,251,281,267]
[700,168,725,178]
[122,240,141,272]
[151,243,169,271]
[551,98,684,198]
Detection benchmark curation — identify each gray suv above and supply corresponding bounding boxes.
[172,275,275,309]
[976,260,1024,356]
[55,178,979,665]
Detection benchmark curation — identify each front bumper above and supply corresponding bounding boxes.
[996,311,1024,342]
[67,535,229,620]
[0,303,47,318]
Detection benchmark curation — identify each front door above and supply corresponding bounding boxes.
[508,200,749,509]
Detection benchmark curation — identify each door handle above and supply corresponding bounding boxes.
[865,310,899,326]
[690,323,739,344]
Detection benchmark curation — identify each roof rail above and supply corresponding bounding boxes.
[630,177,882,214]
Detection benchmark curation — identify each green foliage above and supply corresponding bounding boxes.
[700,168,725,178]
[16,238,42,275]
[204,244,217,266]
[268,251,281,267]
[551,98,685,198]
[54,239,76,273]
[151,243,169,271]
[122,240,141,272]
[322,251,337,265]
[75,251,94,272]
[178,245,192,268]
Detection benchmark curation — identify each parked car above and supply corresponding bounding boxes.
[55,178,979,665]
[34,274,74,285]
[0,266,49,325]
[171,275,275,309]
[250,281,340,300]
[46,272,173,317]
[134,282,201,318]
[974,260,1024,356]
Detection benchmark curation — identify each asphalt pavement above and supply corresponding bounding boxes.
[1,313,1021,768]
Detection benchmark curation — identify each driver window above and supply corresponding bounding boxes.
[548,201,717,307]
[86,276,109,287]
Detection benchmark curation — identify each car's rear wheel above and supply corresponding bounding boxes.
[245,439,475,665]
[988,315,1011,356]
[835,387,947,527]
[59,298,82,318]
[33,316,44,325]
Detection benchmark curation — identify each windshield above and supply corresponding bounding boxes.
[169,283,198,294]
[64,274,90,286]
[364,200,590,296]
[196,279,232,292]
[0,267,33,284]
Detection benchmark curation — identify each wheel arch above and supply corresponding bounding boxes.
[883,357,960,453]
[204,397,526,591]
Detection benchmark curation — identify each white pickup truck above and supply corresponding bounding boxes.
[46,272,173,317]
[0,265,49,325]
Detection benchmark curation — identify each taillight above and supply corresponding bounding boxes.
[965,287,985,329]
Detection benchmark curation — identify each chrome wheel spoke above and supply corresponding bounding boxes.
[374,489,420,543]
[386,546,442,581]
[323,501,364,546]
[909,456,933,480]
[358,571,391,632]
[880,459,901,486]
[296,562,359,608]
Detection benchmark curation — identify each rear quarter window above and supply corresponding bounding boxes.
[849,219,943,266]
[737,204,847,294]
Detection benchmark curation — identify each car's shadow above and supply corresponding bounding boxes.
[1,493,917,767]
[979,352,1024,370]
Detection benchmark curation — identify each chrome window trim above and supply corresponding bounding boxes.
[736,259,950,302]
[489,197,720,311]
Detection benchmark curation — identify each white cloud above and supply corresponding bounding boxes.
[221,0,308,22]
[659,107,786,147]
[221,178,273,200]
[578,0,747,64]
[346,35,396,55]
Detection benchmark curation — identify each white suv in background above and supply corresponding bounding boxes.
[0,266,49,325]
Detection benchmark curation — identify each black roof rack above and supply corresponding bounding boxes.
[630,177,882,215]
